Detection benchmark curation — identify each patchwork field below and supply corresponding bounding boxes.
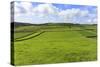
[11,23,97,65]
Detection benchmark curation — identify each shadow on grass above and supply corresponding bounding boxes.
[14,31,45,42]
[15,31,37,39]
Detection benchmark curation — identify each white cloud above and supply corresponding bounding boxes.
[86,18,97,24]
[32,3,59,17]
[13,2,97,24]
[14,2,21,14]
[14,3,59,19]
[14,2,33,14]
[20,2,33,14]
[59,8,81,22]
[80,10,89,17]
[93,18,97,23]
[59,8,80,16]
[58,8,97,24]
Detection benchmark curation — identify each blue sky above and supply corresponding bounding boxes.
[13,1,97,24]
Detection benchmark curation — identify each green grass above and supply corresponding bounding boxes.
[14,32,33,39]
[12,25,97,66]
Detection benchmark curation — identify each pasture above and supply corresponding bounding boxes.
[11,23,97,65]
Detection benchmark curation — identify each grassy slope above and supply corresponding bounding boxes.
[14,28,97,65]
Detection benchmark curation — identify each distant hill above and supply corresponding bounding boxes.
[11,22,97,27]
[11,22,79,27]
[11,22,33,27]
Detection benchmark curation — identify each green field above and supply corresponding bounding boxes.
[11,23,97,65]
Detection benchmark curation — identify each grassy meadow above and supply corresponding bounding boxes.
[11,23,97,65]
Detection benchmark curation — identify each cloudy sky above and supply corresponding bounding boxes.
[12,1,97,24]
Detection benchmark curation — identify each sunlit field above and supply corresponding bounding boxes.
[11,23,97,65]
